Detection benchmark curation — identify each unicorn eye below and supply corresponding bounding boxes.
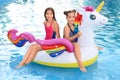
[90,14,96,20]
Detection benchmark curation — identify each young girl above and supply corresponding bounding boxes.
[16,7,60,68]
[63,9,87,72]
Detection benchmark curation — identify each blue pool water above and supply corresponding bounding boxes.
[0,0,120,80]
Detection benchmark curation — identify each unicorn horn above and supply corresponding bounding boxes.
[96,1,105,12]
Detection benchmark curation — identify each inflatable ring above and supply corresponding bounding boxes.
[7,1,108,68]
[33,45,98,67]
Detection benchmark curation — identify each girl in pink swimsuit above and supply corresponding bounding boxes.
[44,22,56,40]
[16,7,60,68]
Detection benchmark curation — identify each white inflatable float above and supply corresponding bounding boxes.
[8,1,108,68]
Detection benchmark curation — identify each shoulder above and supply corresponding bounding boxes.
[53,21,59,27]
[52,21,59,30]
[64,24,69,30]
[64,24,70,32]
[43,21,47,25]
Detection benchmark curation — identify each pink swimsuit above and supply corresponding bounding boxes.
[44,22,56,40]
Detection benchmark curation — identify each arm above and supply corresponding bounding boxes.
[53,21,61,38]
[43,21,46,26]
[64,26,81,41]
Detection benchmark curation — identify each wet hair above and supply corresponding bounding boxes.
[44,7,56,21]
[64,9,76,16]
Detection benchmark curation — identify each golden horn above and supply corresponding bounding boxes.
[96,1,105,12]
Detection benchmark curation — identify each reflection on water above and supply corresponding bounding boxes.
[0,0,120,80]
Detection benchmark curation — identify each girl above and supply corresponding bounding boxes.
[63,9,87,72]
[16,7,60,68]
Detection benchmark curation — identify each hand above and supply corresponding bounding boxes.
[77,31,82,37]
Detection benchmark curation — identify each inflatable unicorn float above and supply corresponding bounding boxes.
[8,1,108,68]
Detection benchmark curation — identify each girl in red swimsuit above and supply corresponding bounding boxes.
[16,7,60,68]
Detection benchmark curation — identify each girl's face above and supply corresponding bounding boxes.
[66,12,75,24]
[45,10,53,21]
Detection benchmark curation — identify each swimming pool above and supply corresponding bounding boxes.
[0,0,120,80]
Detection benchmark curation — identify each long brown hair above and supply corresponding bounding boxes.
[44,7,56,21]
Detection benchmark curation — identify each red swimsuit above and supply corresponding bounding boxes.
[44,22,56,40]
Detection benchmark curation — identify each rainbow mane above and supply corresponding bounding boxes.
[75,12,83,25]
[73,12,82,42]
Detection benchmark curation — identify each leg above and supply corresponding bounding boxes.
[24,44,42,64]
[16,43,42,68]
[73,42,87,72]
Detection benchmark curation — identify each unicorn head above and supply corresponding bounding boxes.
[77,1,108,47]
[78,1,108,29]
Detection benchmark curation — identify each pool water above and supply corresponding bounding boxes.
[0,0,120,80]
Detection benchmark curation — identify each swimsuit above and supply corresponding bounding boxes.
[44,22,56,40]
[64,23,78,42]
[67,23,74,38]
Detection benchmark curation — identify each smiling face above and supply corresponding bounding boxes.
[66,12,76,25]
[45,10,54,21]
[44,7,56,21]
